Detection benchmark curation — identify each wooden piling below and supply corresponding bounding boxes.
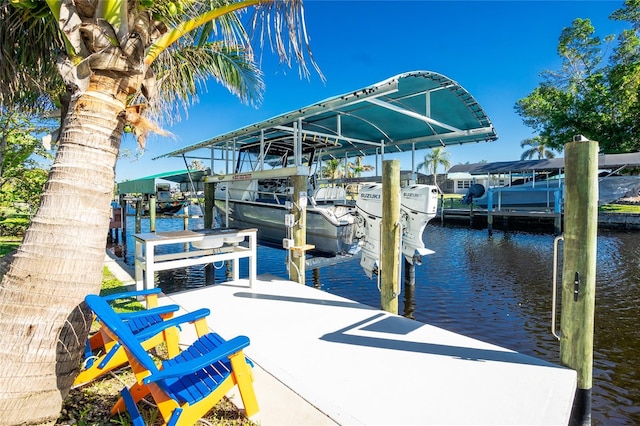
[135,198,142,233]
[119,196,127,241]
[487,190,494,235]
[561,136,598,425]
[554,190,563,235]
[149,195,156,233]
[183,204,189,230]
[204,182,215,229]
[289,174,309,285]
[381,160,400,314]
[403,258,415,319]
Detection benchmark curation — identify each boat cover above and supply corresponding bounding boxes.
[155,70,498,161]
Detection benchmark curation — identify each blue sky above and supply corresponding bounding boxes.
[115,0,631,181]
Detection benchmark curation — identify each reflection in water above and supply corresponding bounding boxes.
[111,216,640,425]
[312,268,321,289]
[403,258,416,320]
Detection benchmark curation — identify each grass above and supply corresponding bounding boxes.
[438,193,468,209]
[599,203,640,213]
[0,236,21,257]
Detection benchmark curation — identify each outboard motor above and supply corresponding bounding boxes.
[461,183,486,205]
[355,183,438,279]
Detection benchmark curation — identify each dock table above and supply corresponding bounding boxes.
[133,228,257,291]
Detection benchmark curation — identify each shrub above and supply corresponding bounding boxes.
[0,215,30,236]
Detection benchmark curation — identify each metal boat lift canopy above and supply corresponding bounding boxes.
[448,152,640,175]
[117,169,210,195]
[155,71,498,166]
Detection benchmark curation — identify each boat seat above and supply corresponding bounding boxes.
[313,186,346,203]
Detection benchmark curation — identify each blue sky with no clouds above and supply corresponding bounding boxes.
[115,0,631,181]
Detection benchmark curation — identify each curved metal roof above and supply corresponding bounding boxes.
[448,152,640,175]
[117,169,210,194]
[156,70,498,161]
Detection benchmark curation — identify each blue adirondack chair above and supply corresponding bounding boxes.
[85,294,259,426]
[74,289,186,387]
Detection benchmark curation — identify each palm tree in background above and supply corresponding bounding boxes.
[322,158,344,180]
[0,1,319,423]
[520,136,559,160]
[417,147,451,191]
[348,156,374,178]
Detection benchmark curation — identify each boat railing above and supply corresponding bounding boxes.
[252,188,289,205]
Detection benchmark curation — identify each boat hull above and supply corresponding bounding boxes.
[472,176,640,210]
[215,200,358,256]
[474,187,562,210]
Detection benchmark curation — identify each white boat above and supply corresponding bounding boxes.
[457,154,640,210]
[468,175,640,210]
[156,71,498,275]
[214,172,359,256]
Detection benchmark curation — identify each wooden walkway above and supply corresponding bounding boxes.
[156,276,577,425]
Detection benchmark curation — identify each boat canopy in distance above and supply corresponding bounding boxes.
[448,152,640,175]
[117,169,210,194]
[155,70,498,163]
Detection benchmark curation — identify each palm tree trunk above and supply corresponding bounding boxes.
[0,76,126,425]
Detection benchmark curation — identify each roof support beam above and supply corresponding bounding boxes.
[272,125,383,148]
[323,126,496,159]
[366,97,463,133]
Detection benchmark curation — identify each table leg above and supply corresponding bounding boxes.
[146,242,156,290]
[249,232,256,287]
[135,240,143,291]
[232,256,240,282]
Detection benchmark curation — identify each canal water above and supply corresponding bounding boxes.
[112,216,640,425]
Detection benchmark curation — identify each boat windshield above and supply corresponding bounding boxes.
[235,141,317,173]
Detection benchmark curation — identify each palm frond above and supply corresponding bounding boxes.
[0,2,64,111]
[145,0,258,66]
[144,40,264,125]
[247,0,323,81]
[189,0,249,48]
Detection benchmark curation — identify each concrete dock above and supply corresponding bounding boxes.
[155,277,576,425]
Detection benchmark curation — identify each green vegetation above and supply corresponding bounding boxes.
[0,107,54,236]
[418,148,451,191]
[520,136,560,160]
[516,1,640,154]
[599,203,640,213]
[418,148,451,176]
[438,193,467,209]
[97,267,146,313]
[0,236,21,257]
[2,0,322,419]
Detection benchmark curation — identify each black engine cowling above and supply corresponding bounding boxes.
[461,184,486,205]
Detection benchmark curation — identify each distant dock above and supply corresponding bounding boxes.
[440,208,640,232]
